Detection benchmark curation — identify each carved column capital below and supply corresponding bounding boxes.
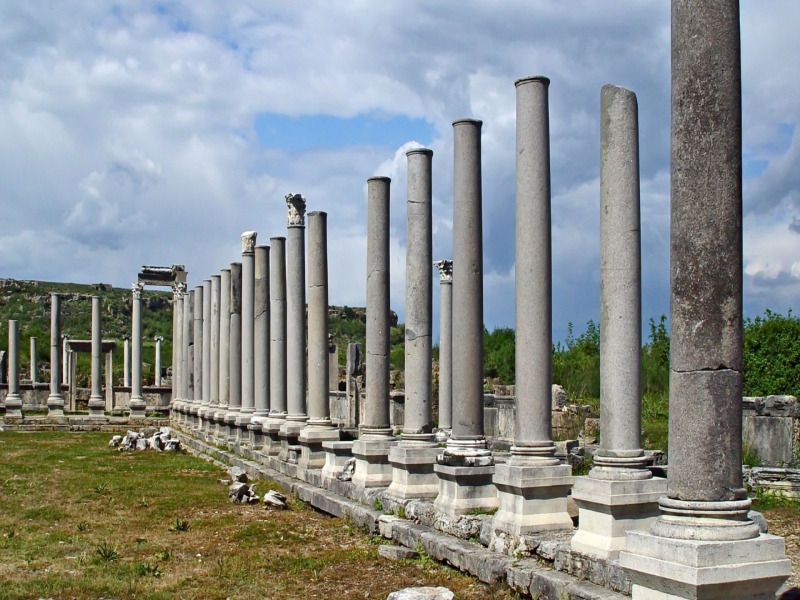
[434,259,453,283]
[286,193,307,226]
[241,231,257,254]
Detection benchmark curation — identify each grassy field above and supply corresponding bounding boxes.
[0,432,515,600]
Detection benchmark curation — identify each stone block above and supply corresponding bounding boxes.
[321,440,353,479]
[386,444,440,500]
[352,438,395,488]
[378,544,419,561]
[297,427,340,470]
[433,464,497,517]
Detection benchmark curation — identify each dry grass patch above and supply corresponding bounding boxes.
[0,432,515,599]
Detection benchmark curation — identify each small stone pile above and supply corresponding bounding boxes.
[223,466,287,509]
[109,427,181,452]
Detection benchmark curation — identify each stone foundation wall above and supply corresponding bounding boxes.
[0,384,172,413]
[743,395,800,467]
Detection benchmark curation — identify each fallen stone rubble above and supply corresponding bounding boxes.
[108,427,181,452]
[223,466,287,508]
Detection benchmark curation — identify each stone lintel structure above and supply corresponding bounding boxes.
[280,194,308,462]
[129,283,146,419]
[352,176,396,488]
[388,148,439,500]
[620,2,791,598]
[571,84,666,559]
[238,231,257,436]
[198,279,212,432]
[208,274,221,437]
[191,285,204,430]
[87,296,106,418]
[214,268,231,441]
[251,245,270,425]
[4,320,22,417]
[493,76,572,536]
[263,236,288,454]
[225,263,243,443]
[434,260,453,443]
[434,119,496,516]
[299,211,339,469]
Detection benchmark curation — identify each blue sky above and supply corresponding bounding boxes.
[0,1,798,345]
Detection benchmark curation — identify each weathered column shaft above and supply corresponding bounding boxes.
[173,287,184,402]
[435,261,453,431]
[269,237,287,417]
[7,321,20,395]
[253,245,270,420]
[228,263,243,412]
[155,338,162,387]
[130,284,144,414]
[286,199,307,423]
[210,275,221,407]
[307,211,331,425]
[201,279,212,407]
[514,77,555,460]
[240,232,257,419]
[365,177,392,436]
[123,338,130,388]
[193,285,204,404]
[89,296,104,404]
[30,337,37,384]
[218,269,231,412]
[403,149,434,439]
[183,292,193,401]
[450,119,485,446]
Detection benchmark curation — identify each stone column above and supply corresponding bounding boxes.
[30,337,37,385]
[353,177,395,487]
[88,296,106,417]
[492,77,571,535]
[209,274,221,431]
[252,245,270,424]
[571,85,666,559]
[198,279,212,430]
[434,260,453,441]
[434,119,496,516]
[388,148,439,499]
[237,232,257,435]
[264,236,287,454]
[105,351,114,412]
[154,336,163,387]
[129,283,146,418]
[279,194,308,461]
[225,262,243,443]
[171,283,185,415]
[620,2,791,597]
[182,290,193,426]
[5,320,22,418]
[191,284,204,430]
[215,268,231,441]
[62,334,69,386]
[299,211,339,469]
[123,336,130,388]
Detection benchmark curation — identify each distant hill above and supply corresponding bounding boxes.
[0,278,401,387]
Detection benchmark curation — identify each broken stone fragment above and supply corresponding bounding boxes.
[378,545,419,561]
[263,493,287,510]
[135,437,148,451]
[108,435,122,447]
[336,458,355,481]
[229,466,248,483]
[386,587,454,600]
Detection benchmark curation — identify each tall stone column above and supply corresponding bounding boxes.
[171,283,185,415]
[388,148,439,499]
[198,279,212,430]
[191,284,204,430]
[434,260,453,440]
[492,77,572,535]
[62,334,69,386]
[88,296,106,417]
[252,245,270,424]
[621,2,791,597]
[237,232,257,435]
[182,290,193,427]
[434,119,496,516]
[129,283,146,418]
[571,85,667,559]
[353,177,395,487]
[209,274,221,431]
[225,262,243,443]
[5,320,22,418]
[123,336,130,388]
[154,336,163,387]
[47,297,64,417]
[279,194,308,461]
[264,236,287,454]
[30,337,38,385]
[299,211,339,469]
[215,268,231,441]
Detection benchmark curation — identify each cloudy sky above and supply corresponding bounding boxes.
[0,1,797,343]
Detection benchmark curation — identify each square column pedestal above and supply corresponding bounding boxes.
[247,422,266,454]
[352,439,395,488]
[322,441,354,479]
[225,413,241,445]
[570,475,667,559]
[235,414,252,447]
[262,419,285,456]
[386,444,441,500]
[278,421,304,463]
[620,530,791,600]
[491,463,574,536]
[433,463,497,517]
[298,427,341,470]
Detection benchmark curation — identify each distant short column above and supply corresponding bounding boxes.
[29,337,38,385]
[129,283,146,418]
[46,294,65,417]
[88,296,106,417]
[191,284,204,430]
[5,320,23,418]
[123,335,130,388]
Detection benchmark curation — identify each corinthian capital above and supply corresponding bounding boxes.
[241,231,257,254]
[434,259,453,283]
[286,193,306,226]
[131,282,144,299]
[173,281,187,299]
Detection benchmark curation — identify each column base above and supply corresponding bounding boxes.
[225,411,241,444]
[352,438,395,488]
[129,397,146,419]
[491,461,574,536]
[262,418,286,456]
[247,422,265,451]
[88,396,106,418]
[434,428,452,443]
[433,464,497,517]
[322,441,354,479]
[620,530,791,600]
[47,394,65,418]
[4,394,23,418]
[298,427,341,470]
[386,444,441,500]
[279,421,305,463]
[570,474,666,559]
